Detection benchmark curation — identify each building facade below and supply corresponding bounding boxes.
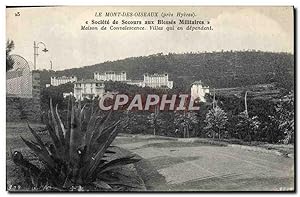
[74,79,105,100]
[93,71,174,89]
[50,76,77,86]
[94,71,127,81]
[125,80,144,87]
[191,81,210,102]
[143,73,173,89]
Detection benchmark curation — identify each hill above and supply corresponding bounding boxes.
[39,51,294,91]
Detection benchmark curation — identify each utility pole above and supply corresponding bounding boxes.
[244,91,248,117]
[213,88,216,108]
[33,41,48,70]
[33,41,36,70]
[50,60,53,70]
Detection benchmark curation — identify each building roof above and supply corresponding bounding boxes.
[51,75,76,79]
[74,79,104,84]
[144,73,168,77]
[192,80,203,85]
[94,71,126,74]
[126,80,143,83]
[191,80,209,88]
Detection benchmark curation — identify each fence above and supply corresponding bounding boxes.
[6,55,42,122]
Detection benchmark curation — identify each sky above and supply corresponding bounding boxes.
[6,6,294,71]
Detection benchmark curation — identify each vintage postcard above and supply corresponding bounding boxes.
[6,6,294,192]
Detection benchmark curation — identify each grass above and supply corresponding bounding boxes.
[7,122,294,191]
[167,176,294,191]
[139,141,222,149]
[113,134,176,145]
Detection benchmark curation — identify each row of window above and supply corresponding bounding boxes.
[75,83,104,88]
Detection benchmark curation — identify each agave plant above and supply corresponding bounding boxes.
[11,99,139,191]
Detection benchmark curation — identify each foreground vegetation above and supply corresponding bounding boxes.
[9,99,140,191]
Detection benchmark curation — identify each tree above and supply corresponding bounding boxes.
[276,91,294,144]
[235,91,260,142]
[236,111,260,142]
[204,106,228,139]
[174,111,198,138]
[6,39,15,71]
[40,82,74,111]
[147,105,161,135]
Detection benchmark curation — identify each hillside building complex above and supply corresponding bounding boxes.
[61,71,175,100]
[143,73,173,89]
[74,79,105,100]
[61,73,210,102]
[191,80,210,102]
[50,76,77,86]
[93,71,174,89]
[94,71,127,81]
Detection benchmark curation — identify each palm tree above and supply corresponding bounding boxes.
[6,39,15,71]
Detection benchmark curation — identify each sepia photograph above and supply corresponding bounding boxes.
[5,6,295,192]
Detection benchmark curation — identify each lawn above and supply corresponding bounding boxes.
[6,122,294,191]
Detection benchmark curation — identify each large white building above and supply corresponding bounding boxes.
[94,71,127,81]
[143,73,173,89]
[50,76,77,86]
[93,71,174,89]
[191,81,210,102]
[74,79,105,100]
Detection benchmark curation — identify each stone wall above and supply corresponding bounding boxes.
[6,71,41,122]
